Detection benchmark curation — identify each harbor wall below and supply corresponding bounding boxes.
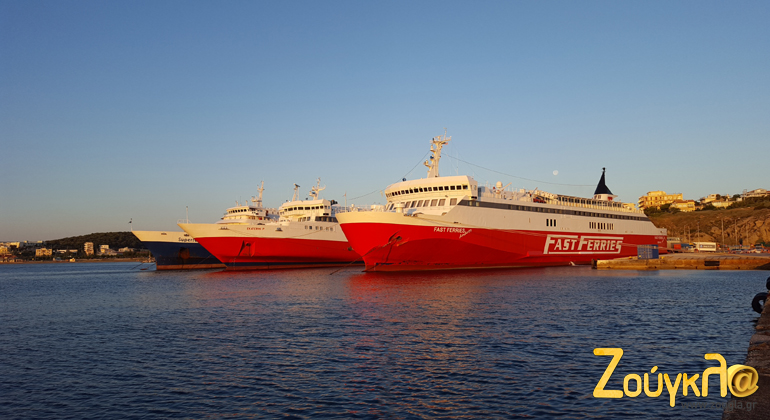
[722,284,770,420]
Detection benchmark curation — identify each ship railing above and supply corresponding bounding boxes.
[481,191,644,214]
[334,204,385,214]
[177,218,190,224]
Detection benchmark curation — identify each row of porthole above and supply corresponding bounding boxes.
[589,222,614,230]
[304,225,334,232]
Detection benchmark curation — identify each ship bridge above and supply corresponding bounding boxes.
[278,199,336,222]
[382,175,478,214]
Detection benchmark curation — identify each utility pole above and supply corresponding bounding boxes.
[721,218,725,251]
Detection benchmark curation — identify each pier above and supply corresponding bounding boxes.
[594,253,770,270]
[722,281,770,420]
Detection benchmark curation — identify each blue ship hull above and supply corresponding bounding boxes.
[143,241,224,270]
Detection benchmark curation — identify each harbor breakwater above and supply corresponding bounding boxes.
[595,254,770,270]
[722,280,770,420]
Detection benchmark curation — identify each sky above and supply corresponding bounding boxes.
[1,0,768,241]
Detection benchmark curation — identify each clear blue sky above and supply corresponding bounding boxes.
[2,1,768,241]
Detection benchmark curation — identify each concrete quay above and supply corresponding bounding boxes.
[594,253,770,270]
[722,282,770,420]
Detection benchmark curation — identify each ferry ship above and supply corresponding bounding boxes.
[179,179,362,270]
[335,133,667,271]
[132,182,275,270]
[132,230,224,270]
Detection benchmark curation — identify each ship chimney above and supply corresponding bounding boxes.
[593,168,617,201]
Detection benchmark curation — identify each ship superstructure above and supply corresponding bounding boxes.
[336,133,667,271]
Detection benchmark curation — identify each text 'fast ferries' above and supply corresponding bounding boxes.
[544,235,623,255]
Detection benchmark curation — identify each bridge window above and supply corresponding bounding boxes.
[450,198,457,206]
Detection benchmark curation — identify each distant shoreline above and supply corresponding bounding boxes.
[2,258,149,265]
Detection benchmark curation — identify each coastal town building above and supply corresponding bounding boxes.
[84,242,94,256]
[35,248,53,257]
[637,191,684,210]
[99,245,118,256]
[0,245,10,255]
[671,200,697,212]
[2,254,21,263]
[711,200,733,209]
[743,188,769,199]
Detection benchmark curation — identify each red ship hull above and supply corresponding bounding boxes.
[194,236,360,270]
[340,222,666,271]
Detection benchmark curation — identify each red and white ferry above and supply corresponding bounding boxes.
[179,180,361,270]
[336,133,667,271]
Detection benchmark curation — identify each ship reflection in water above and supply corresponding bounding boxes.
[0,263,760,419]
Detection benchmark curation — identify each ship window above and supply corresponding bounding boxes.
[438,199,445,206]
[430,199,437,206]
[450,198,457,206]
[450,186,456,190]
[463,185,468,190]
[416,200,423,207]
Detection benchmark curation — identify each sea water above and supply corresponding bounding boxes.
[0,263,764,419]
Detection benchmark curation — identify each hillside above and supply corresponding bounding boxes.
[649,208,770,246]
[46,232,144,250]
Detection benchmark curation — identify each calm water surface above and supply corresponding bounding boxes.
[0,263,764,419]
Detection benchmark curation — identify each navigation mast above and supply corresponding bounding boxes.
[309,178,326,200]
[424,130,451,178]
[252,181,265,207]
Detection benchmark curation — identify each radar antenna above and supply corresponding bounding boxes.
[291,183,301,202]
